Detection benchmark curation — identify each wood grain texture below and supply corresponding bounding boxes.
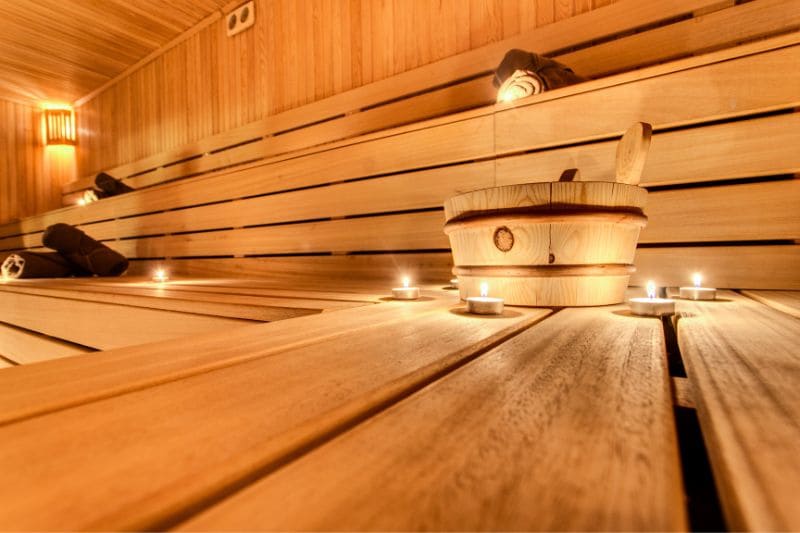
[181,306,686,531]
[676,291,800,530]
[740,290,800,319]
[0,295,458,426]
[0,305,548,530]
[0,282,354,322]
[86,0,765,179]
[0,99,74,225]
[633,245,800,290]
[0,287,254,350]
[0,321,91,365]
[0,0,229,103]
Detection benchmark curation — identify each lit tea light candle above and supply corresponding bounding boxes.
[679,272,716,300]
[450,277,459,286]
[76,197,87,207]
[466,282,504,315]
[152,268,169,283]
[392,276,419,300]
[630,281,675,317]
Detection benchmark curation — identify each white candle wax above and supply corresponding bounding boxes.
[679,287,716,300]
[629,297,675,317]
[679,273,716,300]
[630,280,675,317]
[466,282,504,315]
[392,276,420,300]
[450,278,459,286]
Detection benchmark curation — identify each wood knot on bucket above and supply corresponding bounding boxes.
[493,226,514,252]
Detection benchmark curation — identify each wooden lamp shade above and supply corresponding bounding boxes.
[44,108,76,145]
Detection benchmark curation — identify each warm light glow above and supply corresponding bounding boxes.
[480,282,489,298]
[646,280,657,299]
[152,269,169,283]
[42,107,76,146]
[692,272,702,288]
[82,189,98,204]
[77,197,87,206]
[402,276,410,288]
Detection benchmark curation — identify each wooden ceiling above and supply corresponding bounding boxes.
[0,0,231,105]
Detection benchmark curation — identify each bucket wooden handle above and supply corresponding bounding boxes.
[615,122,652,185]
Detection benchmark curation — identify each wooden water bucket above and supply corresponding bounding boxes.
[444,123,652,307]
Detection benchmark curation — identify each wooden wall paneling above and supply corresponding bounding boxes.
[676,292,800,530]
[81,0,749,179]
[0,99,73,225]
[0,306,547,531]
[68,27,800,198]
[178,305,686,531]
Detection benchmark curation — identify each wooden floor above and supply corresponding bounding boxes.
[0,278,798,531]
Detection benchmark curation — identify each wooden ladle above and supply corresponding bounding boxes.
[615,122,653,185]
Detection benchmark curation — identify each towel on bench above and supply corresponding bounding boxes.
[0,251,75,279]
[42,224,129,277]
[494,49,587,102]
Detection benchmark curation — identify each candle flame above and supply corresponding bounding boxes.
[480,282,489,298]
[646,280,656,299]
[153,268,168,283]
[402,276,410,288]
[692,272,702,288]
[77,197,86,206]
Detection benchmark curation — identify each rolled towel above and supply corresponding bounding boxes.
[95,172,134,197]
[0,251,76,279]
[42,223,129,277]
[494,49,587,102]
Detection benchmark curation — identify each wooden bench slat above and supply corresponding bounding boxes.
[0,294,455,425]
[676,291,800,530]
[740,290,800,319]
[496,42,800,154]
[561,0,800,78]
[0,283,346,322]
[0,322,92,365]
[497,111,800,188]
[0,305,549,531]
[633,245,800,290]
[55,177,796,260]
[180,305,686,531]
[0,288,255,350]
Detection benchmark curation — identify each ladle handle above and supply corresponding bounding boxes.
[615,122,652,185]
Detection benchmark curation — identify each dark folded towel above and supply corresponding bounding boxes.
[493,49,586,91]
[95,172,134,197]
[42,223,129,277]
[0,251,75,279]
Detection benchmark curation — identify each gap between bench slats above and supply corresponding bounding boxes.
[0,304,548,531]
[675,290,800,530]
[178,305,686,531]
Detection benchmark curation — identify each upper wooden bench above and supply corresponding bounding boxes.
[0,1,798,291]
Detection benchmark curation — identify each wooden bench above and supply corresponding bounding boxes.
[1,285,798,530]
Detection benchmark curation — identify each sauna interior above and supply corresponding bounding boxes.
[1,0,799,530]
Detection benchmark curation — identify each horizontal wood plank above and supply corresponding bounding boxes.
[0,288,254,350]
[676,291,800,530]
[0,321,92,365]
[0,305,548,530]
[495,43,800,155]
[0,295,456,425]
[740,290,800,319]
[181,305,686,531]
[633,245,800,290]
